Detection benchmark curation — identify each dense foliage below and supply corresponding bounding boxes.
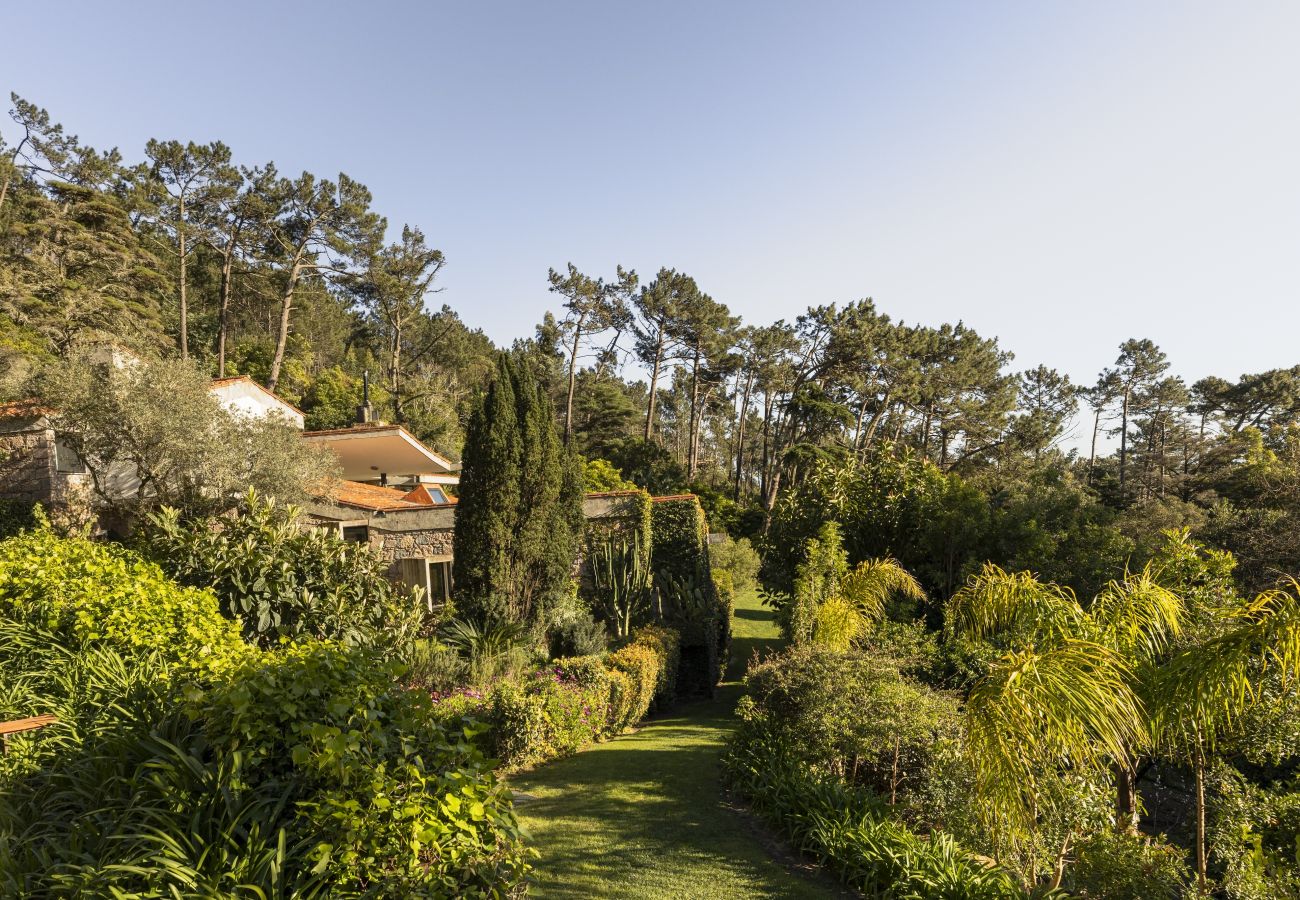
[0,530,528,896]
[140,492,424,649]
[725,648,1022,898]
[428,626,680,772]
[8,91,1300,897]
[453,351,583,629]
[37,352,330,520]
[650,495,729,696]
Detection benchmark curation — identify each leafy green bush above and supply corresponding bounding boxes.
[583,457,637,492]
[1064,829,1193,900]
[606,625,680,725]
[737,646,961,806]
[709,535,761,594]
[0,526,251,674]
[723,733,1022,898]
[546,585,609,658]
[433,626,681,771]
[1212,768,1300,900]
[140,492,423,650]
[0,529,530,896]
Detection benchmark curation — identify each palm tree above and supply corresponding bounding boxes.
[809,555,924,651]
[948,563,1173,887]
[784,522,925,651]
[1148,582,1300,891]
[949,545,1300,892]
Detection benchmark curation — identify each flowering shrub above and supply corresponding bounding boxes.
[430,627,681,771]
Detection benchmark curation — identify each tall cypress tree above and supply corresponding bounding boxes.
[453,350,583,626]
[453,353,521,620]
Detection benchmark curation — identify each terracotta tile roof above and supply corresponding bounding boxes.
[319,478,456,511]
[583,490,643,499]
[0,399,53,420]
[650,493,698,503]
[402,484,437,505]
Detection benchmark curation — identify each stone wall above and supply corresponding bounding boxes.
[0,421,55,505]
[305,491,653,585]
[371,523,455,567]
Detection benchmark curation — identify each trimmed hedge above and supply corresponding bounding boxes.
[651,495,729,697]
[434,625,681,772]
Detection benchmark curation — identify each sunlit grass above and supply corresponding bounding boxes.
[510,586,834,899]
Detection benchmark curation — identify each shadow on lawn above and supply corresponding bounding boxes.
[511,591,836,898]
[513,702,835,898]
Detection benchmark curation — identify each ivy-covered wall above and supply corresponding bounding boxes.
[650,494,729,697]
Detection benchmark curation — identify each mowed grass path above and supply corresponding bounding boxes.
[510,588,837,899]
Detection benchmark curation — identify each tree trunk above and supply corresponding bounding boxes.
[860,390,890,450]
[1119,387,1130,500]
[564,315,583,445]
[1115,761,1139,834]
[216,240,235,378]
[761,467,783,532]
[760,391,773,502]
[391,322,403,423]
[853,395,869,451]
[733,371,754,501]
[687,346,702,478]
[1088,407,1101,484]
[178,195,188,360]
[644,331,664,440]
[268,256,304,392]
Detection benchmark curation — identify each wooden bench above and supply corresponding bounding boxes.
[0,714,58,752]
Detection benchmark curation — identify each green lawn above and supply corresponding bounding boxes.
[509,588,837,899]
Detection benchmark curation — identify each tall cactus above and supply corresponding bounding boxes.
[588,531,652,638]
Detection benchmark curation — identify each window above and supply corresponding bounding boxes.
[341,524,370,544]
[428,559,451,606]
[397,556,453,610]
[54,435,86,475]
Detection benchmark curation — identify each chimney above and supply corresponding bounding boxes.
[356,370,375,425]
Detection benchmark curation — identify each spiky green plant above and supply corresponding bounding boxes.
[587,532,653,639]
[949,548,1300,891]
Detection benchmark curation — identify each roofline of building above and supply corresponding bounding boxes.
[301,424,460,472]
[209,375,307,418]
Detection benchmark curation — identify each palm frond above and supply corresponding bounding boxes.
[965,639,1146,835]
[946,564,1085,647]
[839,557,924,624]
[1151,580,1300,751]
[1091,566,1185,663]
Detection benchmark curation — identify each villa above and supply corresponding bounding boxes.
[0,374,648,610]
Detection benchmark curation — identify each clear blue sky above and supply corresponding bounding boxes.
[5,1,1299,444]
